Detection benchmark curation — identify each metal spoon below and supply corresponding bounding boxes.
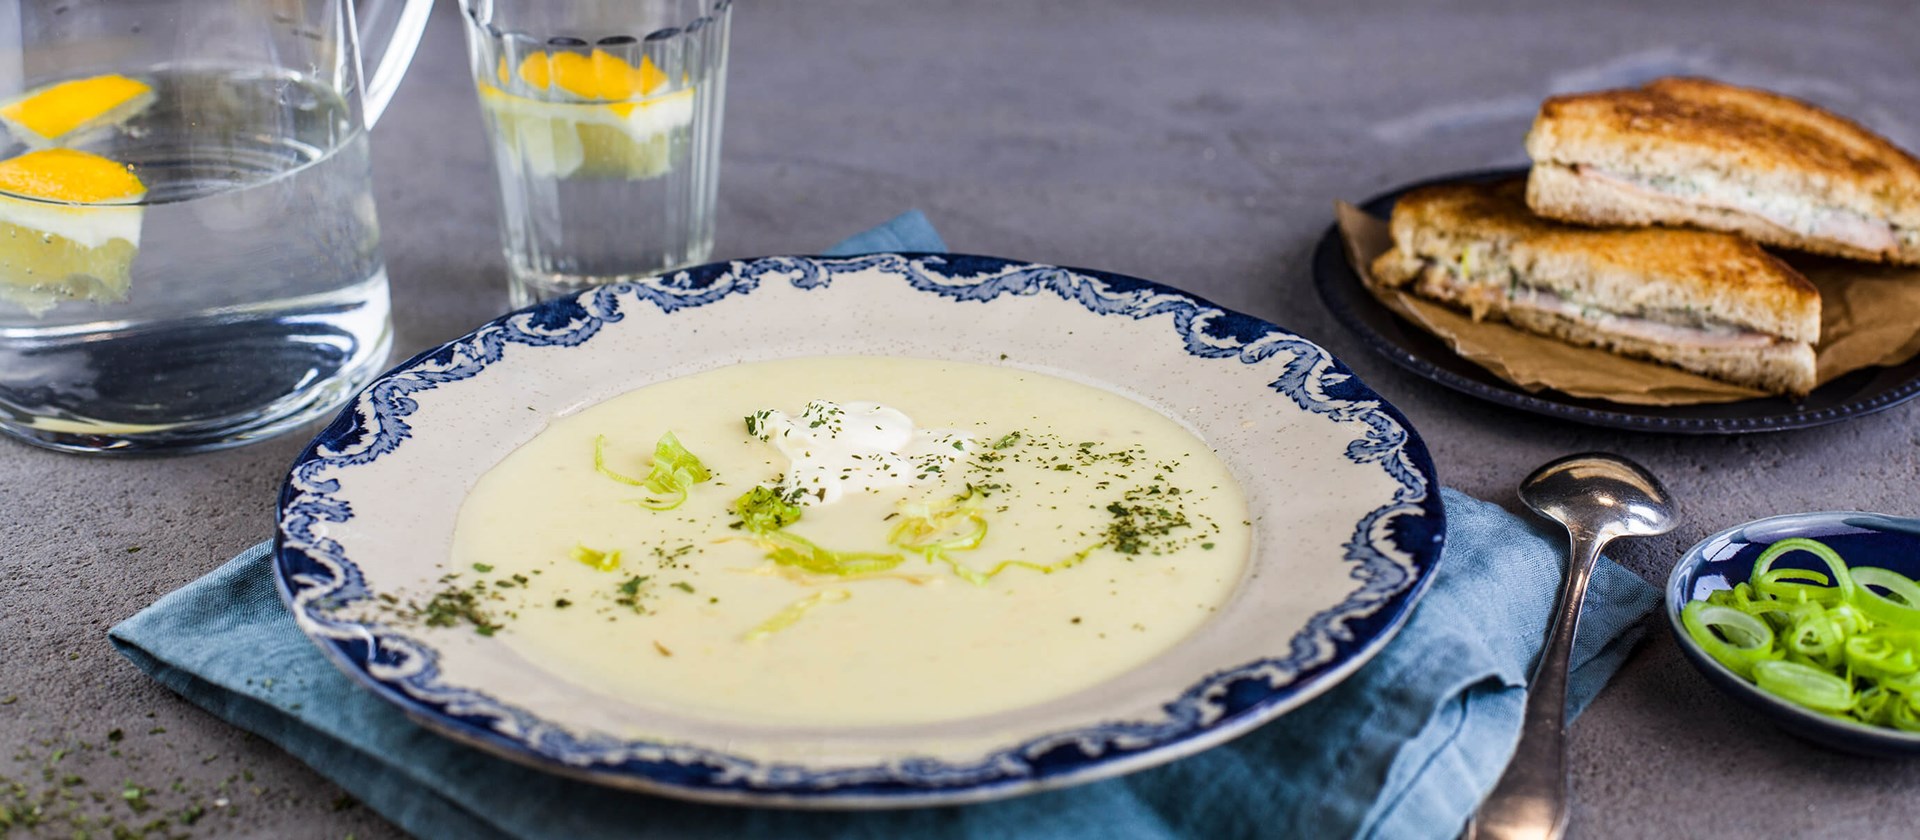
[1467,453,1678,840]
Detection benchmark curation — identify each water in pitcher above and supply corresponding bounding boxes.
[0,66,390,451]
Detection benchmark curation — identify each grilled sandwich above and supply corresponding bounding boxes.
[1370,179,1821,395]
[1525,77,1920,265]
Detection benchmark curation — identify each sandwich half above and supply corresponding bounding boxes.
[1369,178,1820,396]
[1525,77,1920,265]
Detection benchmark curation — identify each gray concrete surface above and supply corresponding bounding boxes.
[4,0,1920,836]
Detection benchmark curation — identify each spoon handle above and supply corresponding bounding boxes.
[1468,529,1607,840]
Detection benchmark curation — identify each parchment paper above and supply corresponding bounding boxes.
[1335,202,1920,405]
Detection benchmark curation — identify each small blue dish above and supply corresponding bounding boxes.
[1666,511,1920,757]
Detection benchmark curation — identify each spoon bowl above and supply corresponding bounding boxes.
[1519,454,1679,541]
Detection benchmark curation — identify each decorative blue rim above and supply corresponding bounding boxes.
[274,253,1447,805]
[1313,168,1920,434]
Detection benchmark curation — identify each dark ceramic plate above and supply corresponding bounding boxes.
[1667,512,1920,757]
[1311,167,1920,433]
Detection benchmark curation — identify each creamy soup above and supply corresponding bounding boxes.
[444,356,1251,726]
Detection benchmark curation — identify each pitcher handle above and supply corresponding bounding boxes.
[354,0,435,127]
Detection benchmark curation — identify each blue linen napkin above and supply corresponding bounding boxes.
[821,208,948,255]
[111,212,1660,840]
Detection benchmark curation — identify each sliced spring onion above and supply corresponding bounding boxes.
[1680,601,1775,679]
[1682,536,1920,732]
[1754,568,1848,607]
[742,589,850,641]
[889,498,991,583]
[1849,566,1920,631]
[947,547,1100,586]
[1826,602,1870,640]
[1894,693,1920,733]
[734,486,802,533]
[886,494,1095,586]
[731,484,1097,586]
[1751,660,1854,712]
[730,488,904,577]
[889,500,989,555]
[757,529,905,577]
[593,434,647,486]
[1783,602,1845,671]
[1845,632,1920,682]
[1880,667,1920,695]
[1854,685,1895,727]
[637,431,712,510]
[1752,538,1853,599]
[1706,582,1790,626]
[594,432,712,511]
[571,544,621,572]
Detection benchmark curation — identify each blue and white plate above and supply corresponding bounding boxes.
[274,253,1446,807]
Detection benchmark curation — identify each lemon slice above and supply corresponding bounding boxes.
[508,50,671,100]
[479,85,694,180]
[0,148,145,315]
[478,50,694,180]
[0,74,155,148]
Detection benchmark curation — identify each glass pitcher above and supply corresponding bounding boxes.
[0,0,431,453]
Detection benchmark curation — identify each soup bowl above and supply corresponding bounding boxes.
[275,253,1449,804]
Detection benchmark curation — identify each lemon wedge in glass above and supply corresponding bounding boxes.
[0,148,145,315]
[0,74,155,148]
[478,50,694,180]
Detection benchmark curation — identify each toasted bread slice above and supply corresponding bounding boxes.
[1525,77,1920,264]
[1369,178,1820,395]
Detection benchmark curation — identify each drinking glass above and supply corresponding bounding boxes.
[457,0,731,309]
[0,0,431,453]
